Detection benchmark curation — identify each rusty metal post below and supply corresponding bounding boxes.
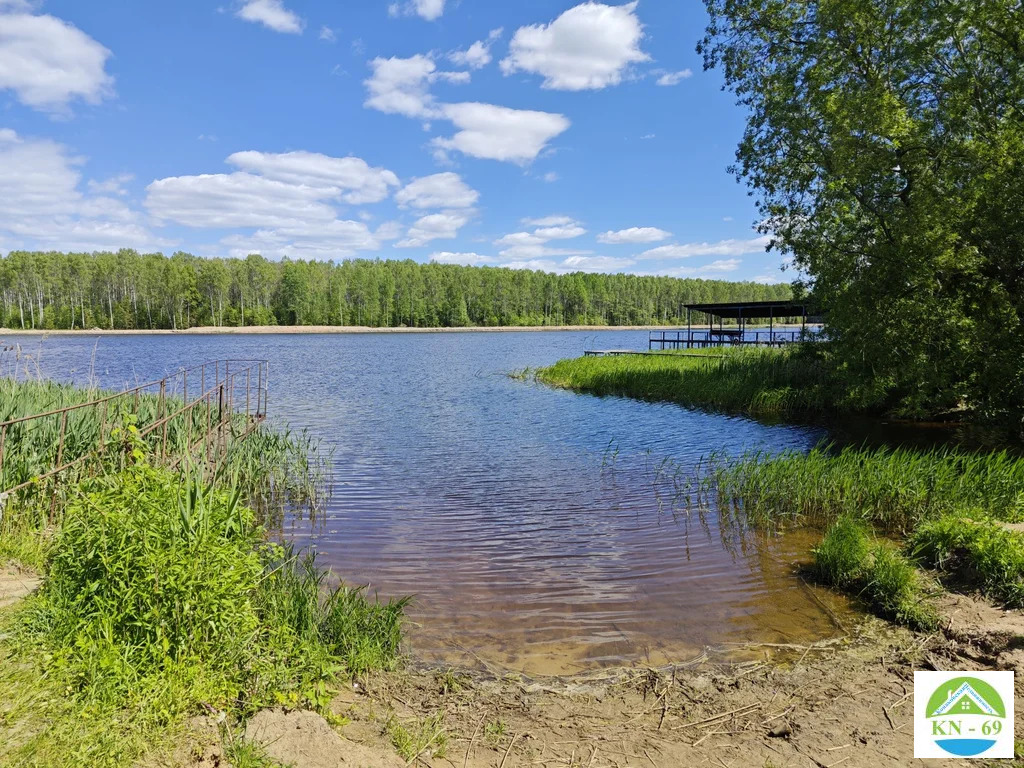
[183,368,188,404]
[256,362,263,418]
[246,366,251,420]
[98,400,108,454]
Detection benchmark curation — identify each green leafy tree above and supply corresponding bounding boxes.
[700,0,1024,430]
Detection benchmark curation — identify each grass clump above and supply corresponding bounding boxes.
[712,445,1024,534]
[813,518,938,631]
[387,712,448,762]
[536,346,856,418]
[813,516,871,586]
[910,515,1024,607]
[0,458,406,767]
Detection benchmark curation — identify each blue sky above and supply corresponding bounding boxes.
[0,0,785,282]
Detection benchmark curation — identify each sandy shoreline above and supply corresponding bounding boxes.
[0,323,811,337]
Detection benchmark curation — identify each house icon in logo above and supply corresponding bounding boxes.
[930,681,999,718]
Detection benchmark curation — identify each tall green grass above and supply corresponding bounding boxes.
[711,445,1024,534]
[536,346,856,417]
[1,457,406,767]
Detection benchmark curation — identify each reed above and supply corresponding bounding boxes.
[710,445,1024,534]
[535,346,853,418]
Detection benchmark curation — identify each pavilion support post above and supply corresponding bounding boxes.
[687,308,691,349]
[770,308,774,346]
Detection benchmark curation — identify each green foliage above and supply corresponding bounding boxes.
[814,518,937,630]
[0,460,406,766]
[910,515,1024,607]
[865,544,939,631]
[712,445,1024,533]
[537,346,856,418]
[700,0,1024,432]
[813,516,870,586]
[0,250,790,331]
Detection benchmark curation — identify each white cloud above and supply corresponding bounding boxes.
[319,26,336,42]
[500,2,649,91]
[496,218,585,251]
[522,215,574,227]
[430,251,495,266]
[534,224,586,239]
[433,102,570,164]
[637,236,770,259]
[363,54,468,119]
[236,0,303,33]
[542,171,559,182]
[389,0,446,20]
[87,173,134,197]
[226,150,399,204]
[146,173,339,229]
[448,30,503,69]
[597,226,671,244]
[0,129,167,252]
[396,211,472,247]
[219,219,379,260]
[640,133,655,139]
[0,9,113,112]
[395,172,479,209]
[562,255,635,272]
[655,69,692,86]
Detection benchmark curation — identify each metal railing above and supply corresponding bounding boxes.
[0,359,269,496]
[649,329,815,350]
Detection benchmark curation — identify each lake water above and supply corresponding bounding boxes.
[11,330,855,675]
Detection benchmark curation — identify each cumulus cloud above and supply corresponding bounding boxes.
[395,172,479,209]
[144,148,411,258]
[597,226,670,244]
[498,244,590,260]
[448,28,503,69]
[226,150,399,204]
[87,173,135,196]
[363,54,469,119]
[0,129,167,252]
[236,0,304,33]
[319,26,336,42]
[0,8,113,112]
[364,56,570,164]
[396,211,472,247]
[430,251,495,266]
[636,236,770,259]
[500,2,649,91]
[495,217,586,251]
[655,69,692,86]
[433,102,570,164]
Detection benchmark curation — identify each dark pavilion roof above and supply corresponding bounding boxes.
[682,300,817,319]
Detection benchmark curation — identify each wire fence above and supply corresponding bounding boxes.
[0,359,269,498]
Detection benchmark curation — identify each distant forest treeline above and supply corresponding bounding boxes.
[0,250,791,330]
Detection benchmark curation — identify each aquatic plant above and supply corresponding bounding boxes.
[711,445,1024,534]
[535,346,857,418]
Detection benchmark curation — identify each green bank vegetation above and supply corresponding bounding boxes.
[0,383,405,766]
[0,250,789,330]
[536,346,866,419]
[710,446,1024,628]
